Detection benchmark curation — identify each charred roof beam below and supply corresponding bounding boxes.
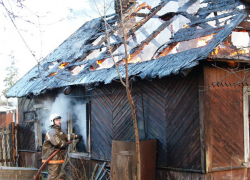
[139,28,161,47]
[78,11,133,62]
[197,0,241,16]
[179,11,213,29]
[188,11,238,27]
[118,15,178,64]
[170,26,223,43]
[126,0,170,39]
[197,12,247,61]
[153,42,179,59]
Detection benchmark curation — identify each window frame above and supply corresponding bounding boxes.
[23,111,36,122]
[243,86,250,162]
[68,100,91,155]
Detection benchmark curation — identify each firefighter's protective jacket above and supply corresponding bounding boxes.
[42,125,74,164]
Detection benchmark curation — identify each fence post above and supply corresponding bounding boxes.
[0,130,2,166]
[6,126,11,166]
[9,123,15,166]
[15,124,18,167]
[3,126,6,166]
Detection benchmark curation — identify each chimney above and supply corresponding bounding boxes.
[115,0,137,36]
[115,0,136,15]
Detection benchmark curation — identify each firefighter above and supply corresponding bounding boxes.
[42,113,79,180]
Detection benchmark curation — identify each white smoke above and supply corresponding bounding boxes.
[73,103,87,149]
[40,93,88,151]
[41,93,71,133]
[50,94,71,132]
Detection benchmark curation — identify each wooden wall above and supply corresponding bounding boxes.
[18,97,36,152]
[156,167,250,180]
[16,68,201,170]
[204,63,247,171]
[17,97,37,168]
[89,68,201,169]
[0,112,14,128]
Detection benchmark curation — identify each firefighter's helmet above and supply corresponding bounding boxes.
[50,113,61,125]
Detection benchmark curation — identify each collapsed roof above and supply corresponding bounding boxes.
[6,0,249,98]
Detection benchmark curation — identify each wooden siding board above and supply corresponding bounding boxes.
[165,73,201,169]
[209,88,243,168]
[89,68,201,169]
[112,85,135,141]
[137,79,168,166]
[156,168,250,180]
[90,86,113,160]
[204,65,245,171]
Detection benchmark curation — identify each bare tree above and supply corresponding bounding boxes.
[93,0,142,179]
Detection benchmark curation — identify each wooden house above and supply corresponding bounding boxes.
[6,0,250,179]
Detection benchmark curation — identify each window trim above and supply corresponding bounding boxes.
[243,86,250,162]
[68,101,91,154]
[23,111,36,122]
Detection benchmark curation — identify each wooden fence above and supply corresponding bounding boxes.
[0,122,18,166]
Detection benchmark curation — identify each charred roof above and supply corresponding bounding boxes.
[6,0,249,98]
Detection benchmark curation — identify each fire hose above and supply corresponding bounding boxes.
[33,141,73,180]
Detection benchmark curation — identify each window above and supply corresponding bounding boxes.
[72,102,90,153]
[35,96,91,154]
[243,86,250,162]
[23,111,36,122]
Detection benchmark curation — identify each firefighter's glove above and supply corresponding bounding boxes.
[68,133,78,141]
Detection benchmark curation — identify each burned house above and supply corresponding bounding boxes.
[5,0,250,179]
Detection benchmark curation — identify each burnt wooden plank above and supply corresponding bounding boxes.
[90,86,113,160]
[136,78,167,166]
[164,71,200,169]
[112,84,135,141]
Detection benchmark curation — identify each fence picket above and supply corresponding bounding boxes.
[3,127,6,166]
[0,123,18,167]
[0,132,2,166]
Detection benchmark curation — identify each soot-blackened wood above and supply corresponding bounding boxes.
[90,85,113,160]
[165,73,200,169]
[89,69,201,169]
[18,98,36,151]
